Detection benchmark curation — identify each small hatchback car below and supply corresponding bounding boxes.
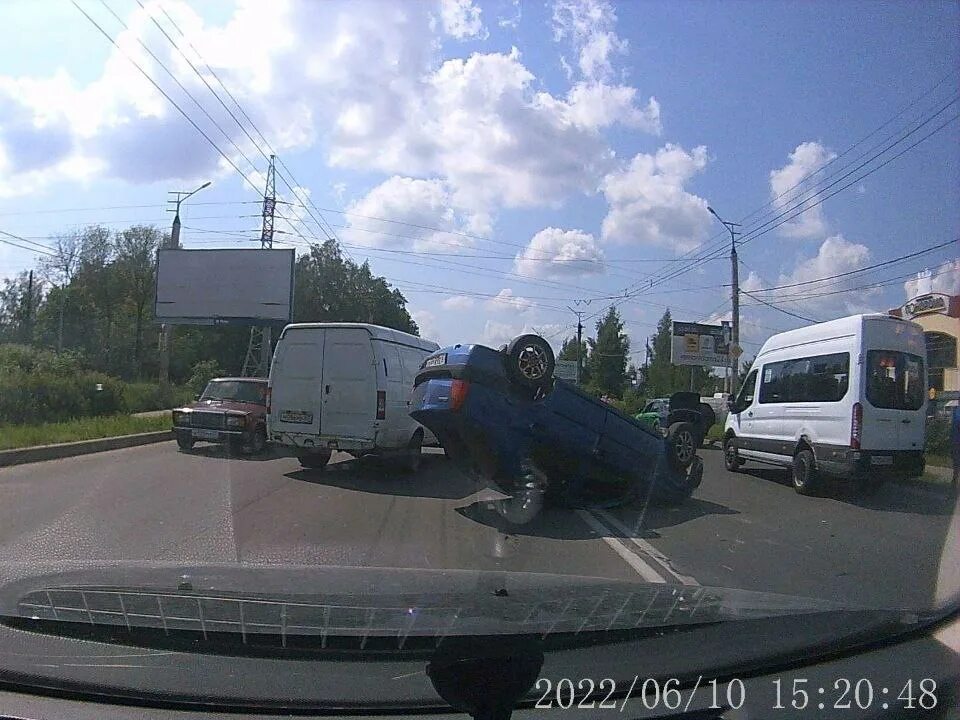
[410,335,702,522]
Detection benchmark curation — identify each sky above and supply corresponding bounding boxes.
[1,0,958,363]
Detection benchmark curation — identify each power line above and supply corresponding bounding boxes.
[0,201,258,217]
[747,238,958,294]
[70,0,262,193]
[595,75,960,312]
[0,230,57,257]
[740,289,821,323]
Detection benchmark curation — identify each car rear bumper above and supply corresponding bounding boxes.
[267,431,376,452]
[818,448,925,479]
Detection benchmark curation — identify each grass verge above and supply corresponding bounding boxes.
[0,413,170,451]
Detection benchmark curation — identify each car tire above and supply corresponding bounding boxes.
[246,426,268,455]
[667,422,697,471]
[298,449,332,469]
[402,431,423,473]
[175,433,194,451]
[792,448,819,495]
[723,437,740,472]
[504,334,555,389]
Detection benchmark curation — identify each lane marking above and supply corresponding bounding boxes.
[592,508,700,586]
[574,509,666,583]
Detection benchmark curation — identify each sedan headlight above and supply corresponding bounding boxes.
[226,415,246,428]
[172,411,189,426]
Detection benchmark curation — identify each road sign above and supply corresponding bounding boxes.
[729,343,743,359]
[555,359,578,383]
[671,321,730,367]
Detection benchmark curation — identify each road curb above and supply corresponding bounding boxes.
[0,431,173,468]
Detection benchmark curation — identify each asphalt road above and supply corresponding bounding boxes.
[0,441,955,610]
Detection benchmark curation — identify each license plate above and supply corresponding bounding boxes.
[193,429,219,440]
[423,353,447,369]
[870,455,893,466]
[280,410,313,424]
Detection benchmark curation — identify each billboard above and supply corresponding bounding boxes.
[671,321,730,367]
[155,248,295,325]
[555,359,578,383]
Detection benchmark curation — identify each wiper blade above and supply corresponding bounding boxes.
[7,583,837,658]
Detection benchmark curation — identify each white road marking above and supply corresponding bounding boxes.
[592,508,700,586]
[574,509,666,583]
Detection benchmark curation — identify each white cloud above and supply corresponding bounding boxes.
[563,82,660,133]
[481,319,565,349]
[487,288,533,313]
[441,294,476,311]
[0,0,660,239]
[341,176,477,251]
[600,144,712,251]
[751,234,872,316]
[769,141,837,239]
[551,0,626,82]
[514,227,604,278]
[498,0,522,29]
[904,259,960,299]
[741,271,765,293]
[440,0,487,39]
[412,309,441,343]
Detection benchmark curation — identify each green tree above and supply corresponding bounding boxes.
[0,271,43,343]
[586,307,629,398]
[115,225,162,378]
[293,240,418,334]
[737,356,754,388]
[644,309,717,397]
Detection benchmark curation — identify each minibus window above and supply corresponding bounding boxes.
[866,351,925,410]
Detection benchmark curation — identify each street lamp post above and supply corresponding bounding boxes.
[707,206,742,397]
[159,181,211,394]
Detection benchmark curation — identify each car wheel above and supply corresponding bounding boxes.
[723,437,740,472]
[402,431,423,473]
[505,334,555,389]
[667,422,697,471]
[298,449,332,469]
[175,433,194,451]
[792,448,819,495]
[246,426,268,455]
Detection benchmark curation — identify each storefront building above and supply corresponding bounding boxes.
[889,292,959,397]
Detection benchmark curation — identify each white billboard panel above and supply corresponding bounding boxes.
[155,248,295,325]
[671,321,730,367]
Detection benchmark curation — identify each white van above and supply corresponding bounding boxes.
[723,314,927,494]
[267,323,439,470]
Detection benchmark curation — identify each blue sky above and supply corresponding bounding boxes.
[1,0,957,360]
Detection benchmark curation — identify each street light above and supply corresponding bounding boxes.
[160,180,212,392]
[168,180,212,249]
[707,205,742,396]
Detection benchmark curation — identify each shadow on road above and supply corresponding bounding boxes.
[285,454,486,500]
[455,496,738,540]
[177,444,280,462]
[739,466,955,515]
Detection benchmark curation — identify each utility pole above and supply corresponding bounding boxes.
[23,269,33,344]
[243,155,277,377]
[707,206,742,397]
[567,306,585,385]
[159,181,211,395]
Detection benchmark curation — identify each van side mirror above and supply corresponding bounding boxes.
[726,397,736,412]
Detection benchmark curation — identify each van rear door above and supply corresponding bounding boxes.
[321,328,377,441]
[861,348,926,451]
[270,327,324,436]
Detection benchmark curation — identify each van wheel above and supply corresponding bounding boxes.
[667,422,697,471]
[723,437,741,472]
[792,449,819,495]
[402,432,423,473]
[299,449,332,469]
[505,334,555,389]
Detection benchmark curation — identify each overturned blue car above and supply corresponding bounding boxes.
[410,334,703,523]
